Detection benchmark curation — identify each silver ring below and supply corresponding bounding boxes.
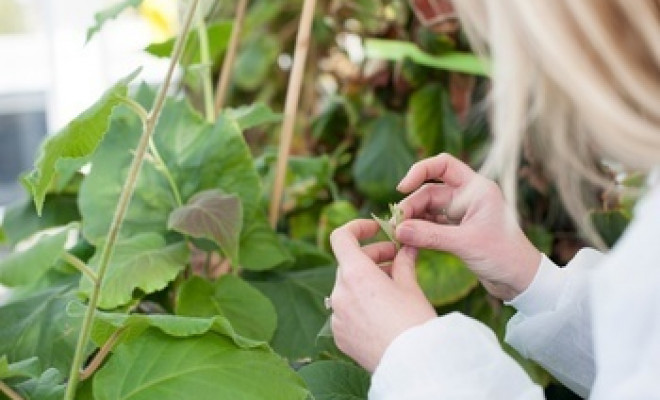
[324,296,332,310]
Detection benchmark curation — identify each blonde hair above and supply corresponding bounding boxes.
[454,0,660,247]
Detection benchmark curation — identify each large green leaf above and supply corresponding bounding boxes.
[0,356,40,380]
[591,210,631,248]
[2,194,80,245]
[281,238,335,271]
[416,250,478,306]
[233,35,281,91]
[239,211,293,271]
[86,0,144,43]
[0,285,88,375]
[353,114,417,203]
[24,69,139,214]
[12,368,65,400]
[317,201,360,252]
[0,225,73,287]
[298,360,370,400]
[92,328,309,400]
[365,39,489,76]
[224,103,282,130]
[79,88,262,246]
[80,233,189,309]
[250,267,336,359]
[145,21,233,66]
[407,82,462,157]
[260,153,335,212]
[168,190,242,265]
[176,275,277,342]
[311,96,355,146]
[65,302,264,350]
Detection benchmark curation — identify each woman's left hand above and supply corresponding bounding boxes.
[329,219,437,372]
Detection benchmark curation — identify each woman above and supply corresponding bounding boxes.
[328,1,660,398]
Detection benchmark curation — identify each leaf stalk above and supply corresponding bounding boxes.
[196,5,215,122]
[62,252,98,283]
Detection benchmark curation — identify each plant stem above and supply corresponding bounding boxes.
[62,252,98,283]
[120,90,183,206]
[148,138,183,206]
[63,1,200,398]
[268,0,317,228]
[0,381,23,400]
[79,328,124,381]
[119,96,148,122]
[196,6,215,122]
[214,0,248,113]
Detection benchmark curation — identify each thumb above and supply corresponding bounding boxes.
[396,219,464,255]
[391,246,419,288]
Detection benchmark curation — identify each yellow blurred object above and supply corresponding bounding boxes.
[139,0,179,42]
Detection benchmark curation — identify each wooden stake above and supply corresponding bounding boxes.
[214,0,249,113]
[268,0,317,228]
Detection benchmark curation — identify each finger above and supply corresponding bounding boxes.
[397,183,454,220]
[362,242,397,264]
[397,153,476,193]
[391,246,419,288]
[330,219,382,265]
[379,263,393,277]
[395,219,465,255]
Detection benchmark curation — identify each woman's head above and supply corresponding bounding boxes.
[454,0,660,244]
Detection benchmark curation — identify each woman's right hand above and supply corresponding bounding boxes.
[395,153,542,301]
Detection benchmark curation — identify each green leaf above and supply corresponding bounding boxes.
[2,194,80,245]
[176,275,277,342]
[353,114,416,203]
[86,0,144,43]
[416,250,478,306]
[0,226,6,244]
[281,238,335,270]
[298,360,371,400]
[92,328,309,400]
[250,267,335,359]
[168,189,242,265]
[13,368,65,400]
[311,97,355,145]
[224,103,282,131]
[24,68,140,215]
[0,356,40,380]
[145,21,233,66]
[525,225,554,256]
[0,225,74,287]
[80,233,189,309]
[591,210,631,248]
[66,300,264,351]
[407,84,442,154]
[234,35,281,91]
[365,39,489,76]
[80,87,262,246]
[318,201,360,252]
[239,211,293,271]
[0,285,89,375]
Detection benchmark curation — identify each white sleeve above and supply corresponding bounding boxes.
[505,249,604,398]
[369,312,545,400]
[589,183,660,399]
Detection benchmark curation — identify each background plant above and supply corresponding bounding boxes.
[0,0,634,399]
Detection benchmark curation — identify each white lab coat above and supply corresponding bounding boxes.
[369,175,660,399]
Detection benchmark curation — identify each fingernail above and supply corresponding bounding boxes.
[397,225,414,242]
